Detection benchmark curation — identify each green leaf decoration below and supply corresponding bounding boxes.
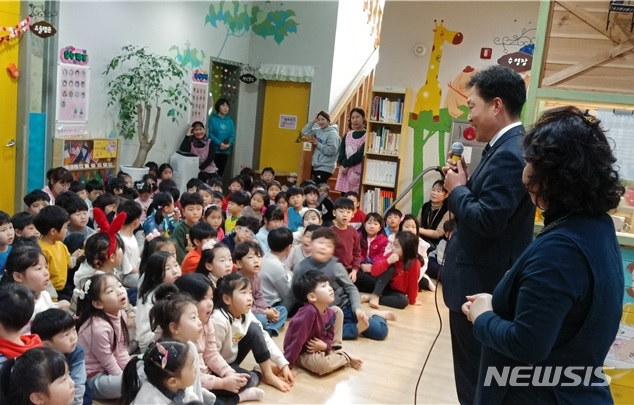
[205,1,299,56]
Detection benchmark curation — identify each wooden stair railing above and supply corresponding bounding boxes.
[298,47,380,199]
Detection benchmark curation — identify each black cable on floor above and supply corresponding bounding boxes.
[414,212,453,404]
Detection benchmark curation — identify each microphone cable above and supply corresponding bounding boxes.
[413,212,453,405]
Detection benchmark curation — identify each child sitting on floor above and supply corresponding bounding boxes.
[284,270,362,375]
[172,192,204,263]
[204,204,225,241]
[10,212,39,240]
[363,231,421,310]
[235,241,288,337]
[0,284,42,368]
[182,222,217,274]
[23,189,50,216]
[286,224,319,273]
[255,205,284,256]
[294,227,393,341]
[34,205,81,301]
[211,274,294,392]
[32,308,88,405]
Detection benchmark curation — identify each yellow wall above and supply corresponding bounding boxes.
[259,81,310,173]
[0,1,19,213]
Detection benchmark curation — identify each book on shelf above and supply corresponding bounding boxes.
[368,128,400,155]
[370,96,405,123]
[363,188,394,214]
[364,159,397,186]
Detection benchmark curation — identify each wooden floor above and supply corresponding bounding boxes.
[98,284,458,404]
[249,284,458,404]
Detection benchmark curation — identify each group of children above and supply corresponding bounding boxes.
[0,163,454,405]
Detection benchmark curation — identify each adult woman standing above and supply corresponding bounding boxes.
[301,111,340,184]
[42,167,73,205]
[463,106,624,404]
[335,107,366,194]
[179,121,216,182]
[208,98,236,176]
[418,179,449,249]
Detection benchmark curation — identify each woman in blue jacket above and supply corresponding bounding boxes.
[208,98,236,176]
[463,106,624,404]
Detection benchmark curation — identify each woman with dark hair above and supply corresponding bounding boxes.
[335,107,366,193]
[43,167,73,205]
[180,120,217,181]
[419,179,449,249]
[301,110,340,184]
[463,106,624,404]
[208,98,236,176]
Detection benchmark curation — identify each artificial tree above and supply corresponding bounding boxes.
[104,45,191,167]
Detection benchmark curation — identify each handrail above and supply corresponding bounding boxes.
[386,166,444,212]
[330,47,380,121]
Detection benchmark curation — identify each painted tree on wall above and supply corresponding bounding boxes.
[205,1,299,57]
[408,106,468,217]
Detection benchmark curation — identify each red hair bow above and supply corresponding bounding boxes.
[92,208,127,257]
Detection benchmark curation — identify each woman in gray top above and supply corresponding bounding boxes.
[301,111,340,184]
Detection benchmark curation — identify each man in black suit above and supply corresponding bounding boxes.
[442,66,536,405]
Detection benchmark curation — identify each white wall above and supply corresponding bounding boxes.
[57,1,252,167]
[56,0,342,174]
[247,1,339,117]
[329,0,377,110]
[375,0,539,213]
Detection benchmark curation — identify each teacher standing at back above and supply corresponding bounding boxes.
[442,65,536,405]
[208,98,236,176]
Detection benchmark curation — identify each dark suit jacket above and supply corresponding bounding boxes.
[472,213,623,404]
[443,125,535,312]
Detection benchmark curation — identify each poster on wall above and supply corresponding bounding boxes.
[190,69,209,124]
[56,46,90,137]
[279,115,297,130]
[56,64,90,124]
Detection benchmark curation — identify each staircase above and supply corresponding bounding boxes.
[299,47,380,199]
[298,0,384,199]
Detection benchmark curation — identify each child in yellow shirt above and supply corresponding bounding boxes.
[34,205,81,301]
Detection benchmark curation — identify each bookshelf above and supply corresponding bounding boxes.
[361,87,411,215]
[52,137,119,184]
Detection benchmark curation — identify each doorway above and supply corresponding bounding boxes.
[209,58,240,180]
[258,81,310,174]
[0,1,20,213]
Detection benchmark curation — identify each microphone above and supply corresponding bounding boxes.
[451,141,464,163]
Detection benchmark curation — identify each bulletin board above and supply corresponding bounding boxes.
[596,109,634,181]
[56,64,90,123]
[537,100,634,182]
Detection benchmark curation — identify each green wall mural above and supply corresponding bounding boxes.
[205,1,299,57]
[170,41,207,69]
[408,106,468,217]
[408,20,466,217]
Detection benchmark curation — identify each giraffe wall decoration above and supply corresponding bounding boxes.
[413,20,463,121]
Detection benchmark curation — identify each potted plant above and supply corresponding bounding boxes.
[104,45,191,179]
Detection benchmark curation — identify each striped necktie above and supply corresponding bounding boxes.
[482,143,491,157]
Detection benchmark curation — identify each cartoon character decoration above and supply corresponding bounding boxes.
[444,66,478,119]
[413,20,463,121]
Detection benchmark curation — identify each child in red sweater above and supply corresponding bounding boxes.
[363,232,420,310]
[330,198,374,293]
[359,213,389,275]
[343,191,366,228]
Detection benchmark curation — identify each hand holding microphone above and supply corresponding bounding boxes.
[443,141,468,193]
[450,142,464,171]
